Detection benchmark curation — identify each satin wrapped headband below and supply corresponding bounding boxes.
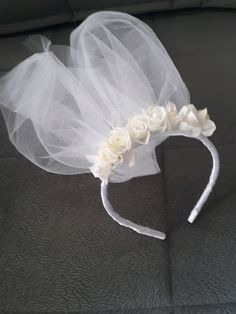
[101,130,219,240]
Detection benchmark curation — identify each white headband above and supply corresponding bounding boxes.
[101,130,219,240]
[88,102,219,239]
[0,11,220,240]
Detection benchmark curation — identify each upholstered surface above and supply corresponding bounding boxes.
[0,7,236,313]
[1,0,236,35]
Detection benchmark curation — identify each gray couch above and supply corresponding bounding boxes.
[0,1,236,313]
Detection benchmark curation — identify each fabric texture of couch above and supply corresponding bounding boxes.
[0,1,235,313]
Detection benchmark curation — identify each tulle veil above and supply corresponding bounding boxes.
[0,11,190,182]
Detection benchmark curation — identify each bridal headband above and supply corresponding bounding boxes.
[0,11,219,240]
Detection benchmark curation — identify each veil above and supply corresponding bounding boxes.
[0,11,190,183]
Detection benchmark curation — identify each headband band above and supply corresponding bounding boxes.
[101,133,219,240]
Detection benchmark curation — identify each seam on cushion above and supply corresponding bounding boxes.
[2,301,236,313]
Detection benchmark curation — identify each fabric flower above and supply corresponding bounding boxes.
[89,161,112,183]
[197,108,216,136]
[178,105,216,137]
[97,142,123,165]
[107,127,131,154]
[127,115,150,144]
[165,101,181,130]
[144,105,167,132]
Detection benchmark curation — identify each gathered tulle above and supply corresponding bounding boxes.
[0,11,190,182]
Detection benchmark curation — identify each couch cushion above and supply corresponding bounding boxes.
[0,7,236,313]
[1,0,236,35]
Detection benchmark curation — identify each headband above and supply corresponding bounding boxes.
[0,11,219,240]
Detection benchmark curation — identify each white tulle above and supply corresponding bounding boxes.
[0,11,190,182]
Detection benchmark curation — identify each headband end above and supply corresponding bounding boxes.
[188,210,198,224]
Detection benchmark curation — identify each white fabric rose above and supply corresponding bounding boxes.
[97,142,123,165]
[165,101,180,130]
[197,108,216,136]
[89,161,112,183]
[178,105,216,137]
[127,115,150,144]
[107,127,131,154]
[144,105,167,132]
[87,129,131,181]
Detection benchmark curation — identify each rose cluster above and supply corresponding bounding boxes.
[87,102,216,182]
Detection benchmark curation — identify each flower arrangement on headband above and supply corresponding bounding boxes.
[0,11,219,240]
[88,102,216,182]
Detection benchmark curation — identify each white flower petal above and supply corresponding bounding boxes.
[202,120,216,136]
[187,111,200,125]
[198,108,208,121]
[128,115,150,144]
